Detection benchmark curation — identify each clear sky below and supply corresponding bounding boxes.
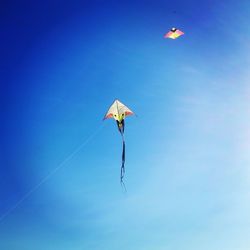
[1,0,250,249]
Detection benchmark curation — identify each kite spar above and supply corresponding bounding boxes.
[103,99,134,186]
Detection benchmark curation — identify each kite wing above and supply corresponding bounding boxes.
[103,99,134,121]
[164,28,184,39]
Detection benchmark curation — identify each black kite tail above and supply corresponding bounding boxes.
[120,136,127,192]
[121,138,125,182]
[117,120,126,190]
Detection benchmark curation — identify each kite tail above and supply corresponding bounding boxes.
[120,132,126,192]
[121,138,125,182]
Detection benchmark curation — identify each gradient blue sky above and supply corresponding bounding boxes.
[1,0,250,249]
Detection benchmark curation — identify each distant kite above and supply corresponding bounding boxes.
[164,28,184,39]
[104,99,134,186]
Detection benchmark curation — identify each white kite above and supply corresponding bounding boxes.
[104,99,134,185]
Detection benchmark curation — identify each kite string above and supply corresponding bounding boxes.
[0,123,105,223]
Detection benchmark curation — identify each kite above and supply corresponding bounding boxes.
[164,28,184,39]
[103,99,134,186]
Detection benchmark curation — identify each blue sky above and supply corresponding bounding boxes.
[1,0,250,249]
